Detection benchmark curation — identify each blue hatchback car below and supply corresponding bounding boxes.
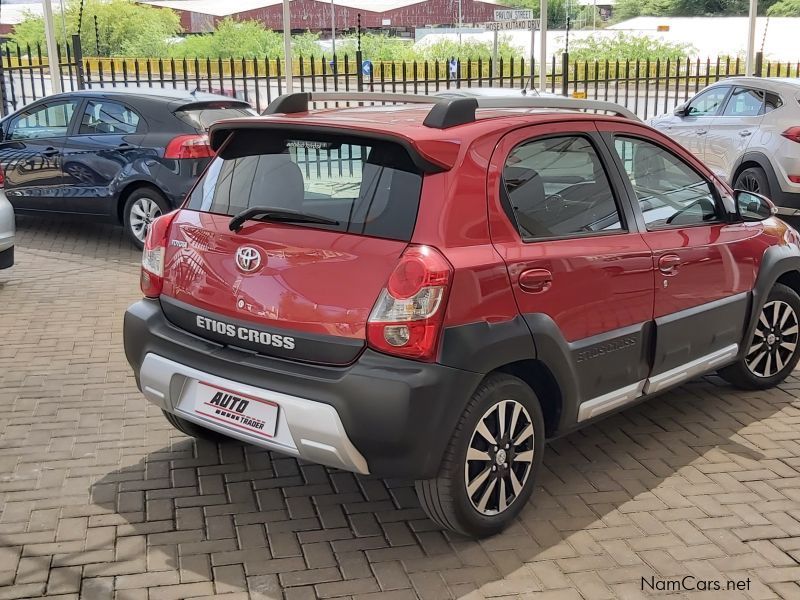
[0,88,254,247]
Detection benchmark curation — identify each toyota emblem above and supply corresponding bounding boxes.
[235,246,261,273]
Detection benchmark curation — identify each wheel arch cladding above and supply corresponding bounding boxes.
[438,315,573,438]
[495,360,562,437]
[732,152,780,191]
[741,244,800,360]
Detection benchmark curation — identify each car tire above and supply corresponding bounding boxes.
[734,166,771,199]
[415,373,545,538]
[162,410,227,442]
[719,283,800,390]
[123,187,170,250]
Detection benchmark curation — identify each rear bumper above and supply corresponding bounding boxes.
[123,299,483,478]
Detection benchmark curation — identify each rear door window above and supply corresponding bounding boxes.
[501,135,624,239]
[186,131,424,241]
[78,100,142,134]
[722,87,764,117]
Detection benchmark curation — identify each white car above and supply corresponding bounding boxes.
[0,188,14,270]
[649,77,800,216]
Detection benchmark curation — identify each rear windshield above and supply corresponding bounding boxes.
[175,104,256,129]
[185,130,424,241]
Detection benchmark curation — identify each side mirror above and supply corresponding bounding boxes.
[734,189,777,222]
[674,104,688,117]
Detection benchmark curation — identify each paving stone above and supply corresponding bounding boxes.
[4,218,800,600]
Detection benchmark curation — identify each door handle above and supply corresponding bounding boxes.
[658,254,681,275]
[519,268,552,293]
[117,143,135,151]
[696,130,708,136]
[41,147,60,157]
[738,130,753,137]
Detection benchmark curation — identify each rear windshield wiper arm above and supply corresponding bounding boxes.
[229,206,340,232]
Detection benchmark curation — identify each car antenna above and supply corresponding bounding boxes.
[191,87,200,96]
[521,74,532,96]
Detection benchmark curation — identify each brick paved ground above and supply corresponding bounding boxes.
[3,216,800,600]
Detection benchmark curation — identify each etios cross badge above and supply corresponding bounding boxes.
[235,246,261,272]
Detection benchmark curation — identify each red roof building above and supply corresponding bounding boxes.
[142,0,511,34]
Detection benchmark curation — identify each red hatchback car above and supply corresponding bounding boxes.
[124,92,800,537]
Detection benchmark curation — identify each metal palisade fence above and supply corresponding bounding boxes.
[1,36,799,119]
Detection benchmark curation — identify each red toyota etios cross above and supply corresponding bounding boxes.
[124,92,800,537]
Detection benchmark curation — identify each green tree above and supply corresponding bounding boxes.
[768,0,800,15]
[169,18,283,59]
[506,0,594,28]
[338,33,417,61]
[612,0,778,19]
[564,32,694,61]
[419,36,523,61]
[10,0,181,57]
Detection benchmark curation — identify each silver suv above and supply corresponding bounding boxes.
[650,77,800,216]
[0,184,13,270]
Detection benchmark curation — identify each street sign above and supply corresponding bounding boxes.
[494,9,534,21]
[485,20,539,31]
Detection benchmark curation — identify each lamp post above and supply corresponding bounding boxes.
[42,0,63,94]
[283,0,293,92]
[331,0,336,57]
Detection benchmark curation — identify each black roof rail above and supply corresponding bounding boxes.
[261,91,640,127]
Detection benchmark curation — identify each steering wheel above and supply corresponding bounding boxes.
[543,193,566,215]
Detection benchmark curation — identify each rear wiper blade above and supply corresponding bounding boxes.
[229,206,339,232]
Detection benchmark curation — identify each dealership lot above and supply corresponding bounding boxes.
[2,218,800,599]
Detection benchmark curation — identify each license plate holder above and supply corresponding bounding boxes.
[185,381,279,439]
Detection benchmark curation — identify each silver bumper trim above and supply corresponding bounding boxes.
[139,353,369,474]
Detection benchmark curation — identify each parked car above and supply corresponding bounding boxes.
[0,181,13,270]
[649,77,800,217]
[0,89,256,247]
[124,92,800,537]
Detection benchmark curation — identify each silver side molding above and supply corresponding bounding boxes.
[577,344,738,422]
[577,380,646,422]
[643,344,738,395]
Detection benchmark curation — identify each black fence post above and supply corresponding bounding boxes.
[356,50,363,92]
[0,50,8,117]
[755,51,763,77]
[72,35,85,90]
[561,52,569,97]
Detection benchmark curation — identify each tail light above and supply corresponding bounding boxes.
[140,211,178,298]
[781,127,800,144]
[367,245,453,361]
[164,134,213,159]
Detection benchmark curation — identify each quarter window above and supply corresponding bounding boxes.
[687,86,730,117]
[723,87,764,117]
[502,136,624,239]
[79,100,141,135]
[8,100,77,140]
[765,92,783,113]
[614,137,719,228]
